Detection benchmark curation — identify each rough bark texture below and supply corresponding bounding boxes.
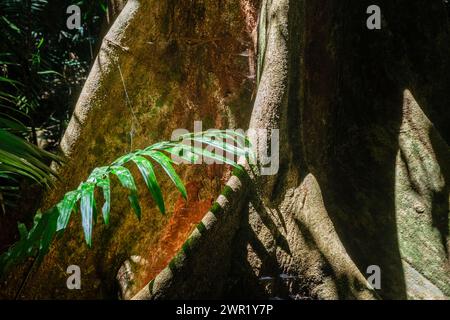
[3,0,449,300]
[107,0,127,25]
[136,0,450,300]
[135,0,376,301]
[1,0,256,299]
[300,0,450,299]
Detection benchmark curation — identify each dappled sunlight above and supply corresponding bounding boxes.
[138,181,213,289]
[394,89,450,299]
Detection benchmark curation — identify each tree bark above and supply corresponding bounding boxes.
[136,0,450,300]
[3,0,449,300]
[107,0,127,25]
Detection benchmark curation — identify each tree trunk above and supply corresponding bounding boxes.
[107,0,127,25]
[4,0,449,300]
[135,0,450,300]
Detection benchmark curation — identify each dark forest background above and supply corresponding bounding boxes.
[0,0,109,252]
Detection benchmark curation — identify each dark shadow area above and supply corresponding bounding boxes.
[224,0,450,300]
[224,201,309,300]
[249,194,291,255]
[299,0,450,299]
[379,0,450,260]
[294,218,359,300]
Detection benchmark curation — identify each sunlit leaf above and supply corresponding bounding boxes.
[96,174,111,225]
[80,183,95,247]
[145,150,187,200]
[38,208,59,260]
[110,166,141,220]
[0,130,246,274]
[56,190,81,231]
[133,155,165,214]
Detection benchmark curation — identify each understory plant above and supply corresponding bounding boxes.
[0,130,250,274]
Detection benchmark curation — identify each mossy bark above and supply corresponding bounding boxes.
[3,0,449,300]
[136,0,450,300]
[1,0,255,299]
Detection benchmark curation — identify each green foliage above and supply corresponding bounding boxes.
[0,130,250,274]
[0,109,63,214]
[0,0,107,213]
[0,0,107,139]
[0,129,61,186]
[0,71,62,212]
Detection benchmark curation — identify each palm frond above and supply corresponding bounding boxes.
[0,128,61,185]
[0,130,251,274]
[0,125,63,214]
